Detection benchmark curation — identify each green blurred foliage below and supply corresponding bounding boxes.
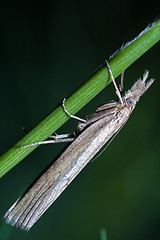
[0,1,160,240]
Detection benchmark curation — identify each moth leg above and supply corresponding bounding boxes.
[49,132,76,140]
[119,71,124,92]
[105,60,123,105]
[62,98,86,123]
[20,134,75,148]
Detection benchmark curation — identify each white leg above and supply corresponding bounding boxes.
[105,61,123,105]
[119,71,124,92]
[49,133,75,140]
[20,133,75,148]
[62,98,86,123]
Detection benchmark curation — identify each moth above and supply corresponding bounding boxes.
[4,62,154,231]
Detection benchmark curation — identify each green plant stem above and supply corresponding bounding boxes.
[0,19,160,178]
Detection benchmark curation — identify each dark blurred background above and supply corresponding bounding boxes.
[0,2,160,240]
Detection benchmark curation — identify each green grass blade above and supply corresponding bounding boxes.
[0,19,160,178]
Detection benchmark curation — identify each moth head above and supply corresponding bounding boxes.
[125,71,154,103]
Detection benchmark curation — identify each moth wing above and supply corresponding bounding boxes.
[4,163,66,231]
[96,101,120,112]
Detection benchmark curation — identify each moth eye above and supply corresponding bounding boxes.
[126,97,135,106]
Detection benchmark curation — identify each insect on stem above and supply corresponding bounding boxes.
[4,62,154,231]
